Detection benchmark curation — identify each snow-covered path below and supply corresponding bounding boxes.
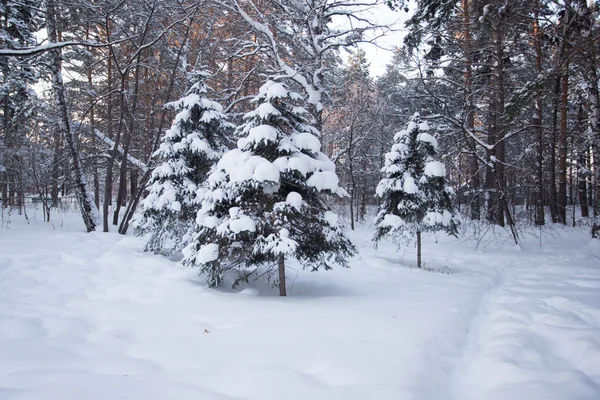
[1,210,599,400]
[451,241,600,400]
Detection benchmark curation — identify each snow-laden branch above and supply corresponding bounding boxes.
[93,129,148,173]
[0,38,133,57]
[73,122,148,173]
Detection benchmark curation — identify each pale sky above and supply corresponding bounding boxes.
[357,2,413,77]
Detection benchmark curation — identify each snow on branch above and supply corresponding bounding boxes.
[93,129,148,173]
[73,122,148,172]
[0,39,130,57]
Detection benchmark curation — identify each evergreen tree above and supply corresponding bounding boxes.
[133,71,232,256]
[0,0,42,207]
[374,113,458,268]
[183,80,356,295]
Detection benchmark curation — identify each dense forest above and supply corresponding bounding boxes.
[1,0,599,243]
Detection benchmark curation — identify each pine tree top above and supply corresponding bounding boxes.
[207,80,347,198]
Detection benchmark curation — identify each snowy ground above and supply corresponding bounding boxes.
[1,206,599,400]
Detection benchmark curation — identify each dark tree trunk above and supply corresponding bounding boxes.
[278,256,287,296]
[533,1,545,226]
[558,63,569,224]
[416,231,422,269]
[104,72,127,232]
[463,0,480,220]
[491,17,506,227]
[549,74,561,223]
[103,33,115,232]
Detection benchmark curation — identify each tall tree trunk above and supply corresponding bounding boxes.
[533,0,545,226]
[1,57,9,207]
[491,17,506,227]
[86,26,100,209]
[102,23,115,232]
[416,231,422,269]
[50,123,62,207]
[462,0,480,220]
[348,128,355,231]
[577,104,589,218]
[485,121,497,222]
[1,5,10,208]
[558,62,569,224]
[47,0,97,232]
[278,255,287,296]
[104,72,127,232]
[578,154,589,218]
[549,75,561,223]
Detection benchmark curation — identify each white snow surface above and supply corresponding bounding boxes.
[1,208,600,400]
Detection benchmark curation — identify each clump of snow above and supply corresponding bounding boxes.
[286,192,302,211]
[170,201,182,212]
[246,125,278,146]
[379,213,404,228]
[293,133,321,153]
[253,161,280,183]
[307,171,340,192]
[227,207,257,233]
[402,174,419,194]
[424,161,446,177]
[418,132,438,150]
[324,211,339,227]
[255,103,281,119]
[423,210,453,226]
[197,243,219,263]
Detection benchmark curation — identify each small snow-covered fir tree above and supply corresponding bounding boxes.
[183,80,356,295]
[374,113,459,268]
[133,71,232,256]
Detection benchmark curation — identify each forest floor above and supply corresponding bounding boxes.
[1,206,599,400]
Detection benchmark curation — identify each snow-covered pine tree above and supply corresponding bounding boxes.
[183,80,356,295]
[133,71,232,256]
[373,113,459,268]
[1,0,42,207]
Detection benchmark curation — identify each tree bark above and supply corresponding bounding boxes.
[577,104,589,218]
[558,62,569,224]
[549,74,561,223]
[103,72,127,232]
[416,231,422,269]
[491,16,506,227]
[47,0,98,232]
[278,255,287,296]
[102,20,114,232]
[533,0,545,226]
[462,0,480,220]
[86,25,100,209]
